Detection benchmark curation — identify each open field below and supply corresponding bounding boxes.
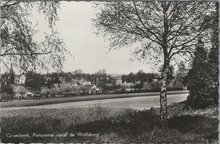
[0,90,188,108]
[0,93,188,116]
[1,93,188,111]
[1,91,217,143]
[1,101,218,143]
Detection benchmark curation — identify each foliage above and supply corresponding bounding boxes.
[1,84,14,101]
[122,71,160,84]
[159,65,175,82]
[205,3,219,106]
[169,61,188,89]
[47,84,78,96]
[175,61,188,87]
[1,70,14,101]
[25,71,46,91]
[95,70,108,90]
[1,73,11,86]
[0,1,69,71]
[149,81,161,91]
[187,38,218,108]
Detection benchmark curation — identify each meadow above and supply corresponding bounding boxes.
[1,101,218,143]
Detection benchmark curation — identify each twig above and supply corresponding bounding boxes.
[149,128,156,144]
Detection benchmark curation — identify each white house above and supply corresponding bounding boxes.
[123,81,134,87]
[14,74,26,85]
[111,75,123,85]
[24,91,34,98]
[79,85,101,95]
[19,74,26,85]
[78,79,92,85]
[13,86,27,98]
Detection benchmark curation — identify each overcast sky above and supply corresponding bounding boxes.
[34,2,157,75]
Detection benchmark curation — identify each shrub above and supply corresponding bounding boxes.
[149,81,161,91]
[1,92,12,101]
[1,84,13,101]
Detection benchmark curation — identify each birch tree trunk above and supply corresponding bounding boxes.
[160,60,169,125]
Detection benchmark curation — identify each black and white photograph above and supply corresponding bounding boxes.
[0,0,219,143]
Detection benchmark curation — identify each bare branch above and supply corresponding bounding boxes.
[132,2,162,45]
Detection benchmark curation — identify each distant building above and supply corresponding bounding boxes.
[24,91,34,98]
[71,79,80,86]
[123,81,134,88]
[13,85,30,98]
[135,80,141,85]
[19,74,26,84]
[152,78,159,82]
[115,79,123,85]
[78,79,92,85]
[111,75,123,85]
[14,74,26,85]
[79,85,101,95]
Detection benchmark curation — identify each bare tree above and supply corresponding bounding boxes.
[0,0,69,72]
[93,1,215,124]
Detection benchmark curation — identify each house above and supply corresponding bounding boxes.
[14,74,26,85]
[14,93,23,99]
[24,91,34,98]
[43,81,79,97]
[152,78,159,82]
[123,81,134,88]
[135,80,141,85]
[13,86,28,98]
[111,75,123,85]
[78,79,92,85]
[19,74,26,85]
[71,79,80,87]
[79,85,101,95]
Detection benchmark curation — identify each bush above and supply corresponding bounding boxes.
[1,84,13,101]
[1,92,12,101]
[149,81,161,91]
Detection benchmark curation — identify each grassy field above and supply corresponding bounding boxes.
[0,101,218,143]
[0,90,188,108]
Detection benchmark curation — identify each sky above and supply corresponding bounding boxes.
[33,2,157,75]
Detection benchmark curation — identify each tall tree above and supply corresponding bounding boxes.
[205,2,219,105]
[25,71,46,91]
[9,64,15,85]
[94,1,214,123]
[187,38,210,108]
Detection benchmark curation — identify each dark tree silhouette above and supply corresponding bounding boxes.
[187,38,212,108]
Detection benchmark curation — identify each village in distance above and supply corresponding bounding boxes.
[1,66,187,101]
